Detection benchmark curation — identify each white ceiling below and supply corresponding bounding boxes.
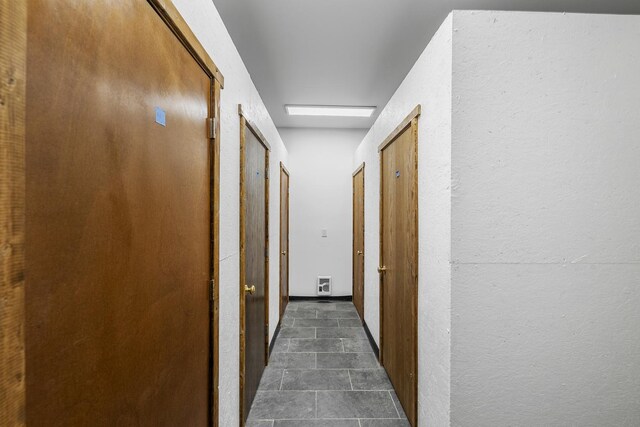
[212,0,640,129]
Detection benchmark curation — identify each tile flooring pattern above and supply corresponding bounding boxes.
[247,300,409,427]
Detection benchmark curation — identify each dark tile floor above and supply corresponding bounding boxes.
[247,300,409,427]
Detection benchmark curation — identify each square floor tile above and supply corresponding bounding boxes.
[342,339,373,353]
[284,309,318,319]
[275,420,359,427]
[281,369,351,390]
[248,391,316,420]
[281,317,295,327]
[294,318,339,328]
[316,353,379,369]
[390,391,408,419]
[279,327,316,338]
[332,304,358,312]
[360,420,411,427]
[246,420,274,427]
[338,318,363,327]
[316,327,366,339]
[317,310,359,319]
[271,337,289,353]
[258,368,284,390]
[289,338,343,353]
[269,352,316,369]
[349,369,392,390]
[316,391,398,418]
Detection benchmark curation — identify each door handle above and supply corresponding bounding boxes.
[244,285,256,295]
[377,266,387,273]
[281,251,287,255]
[357,251,363,255]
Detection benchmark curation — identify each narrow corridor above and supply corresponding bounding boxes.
[247,300,409,426]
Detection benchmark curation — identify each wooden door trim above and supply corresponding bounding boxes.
[279,162,290,320]
[210,79,222,427]
[378,106,420,426]
[147,0,224,86]
[238,105,272,152]
[280,161,291,177]
[352,162,365,177]
[8,2,223,425]
[1,1,27,424]
[238,106,271,424]
[352,163,365,321]
[377,105,421,152]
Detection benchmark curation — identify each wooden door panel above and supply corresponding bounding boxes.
[280,165,290,318]
[380,119,418,427]
[25,0,212,425]
[241,125,268,423]
[353,165,365,322]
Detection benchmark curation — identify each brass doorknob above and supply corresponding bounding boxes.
[377,266,387,273]
[357,251,363,255]
[281,251,287,255]
[244,285,256,295]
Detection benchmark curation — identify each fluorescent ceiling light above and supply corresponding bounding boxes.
[285,105,376,118]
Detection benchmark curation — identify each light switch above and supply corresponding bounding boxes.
[321,229,328,238]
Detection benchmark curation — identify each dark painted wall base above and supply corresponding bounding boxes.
[289,296,353,302]
[269,320,282,355]
[363,321,380,358]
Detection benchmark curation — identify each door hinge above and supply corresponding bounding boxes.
[207,117,217,140]
[209,279,215,301]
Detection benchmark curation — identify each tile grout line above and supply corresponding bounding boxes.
[389,390,401,419]
[347,369,354,391]
[278,368,285,391]
[315,391,318,419]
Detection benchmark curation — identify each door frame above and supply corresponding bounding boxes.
[352,162,365,322]
[238,104,271,424]
[2,1,224,425]
[378,105,421,426]
[279,162,290,320]
[1,1,27,424]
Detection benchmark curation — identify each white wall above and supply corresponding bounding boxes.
[280,128,367,297]
[355,9,640,426]
[353,15,453,427]
[172,1,288,425]
[450,11,640,426]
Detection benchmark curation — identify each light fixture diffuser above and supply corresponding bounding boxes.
[285,105,376,118]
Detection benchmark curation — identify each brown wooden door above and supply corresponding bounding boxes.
[279,164,290,319]
[24,0,216,425]
[379,116,419,427]
[240,118,269,424]
[353,164,365,322]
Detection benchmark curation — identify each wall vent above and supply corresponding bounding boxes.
[317,276,332,296]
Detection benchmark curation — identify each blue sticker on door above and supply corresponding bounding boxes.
[155,107,166,127]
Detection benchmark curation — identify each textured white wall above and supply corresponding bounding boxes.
[172,1,288,425]
[353,15,453,427]
[450,11,640,426]
[280,128,366,297]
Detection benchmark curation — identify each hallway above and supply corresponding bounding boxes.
[247,300,409,426]
[5,1,640,425]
